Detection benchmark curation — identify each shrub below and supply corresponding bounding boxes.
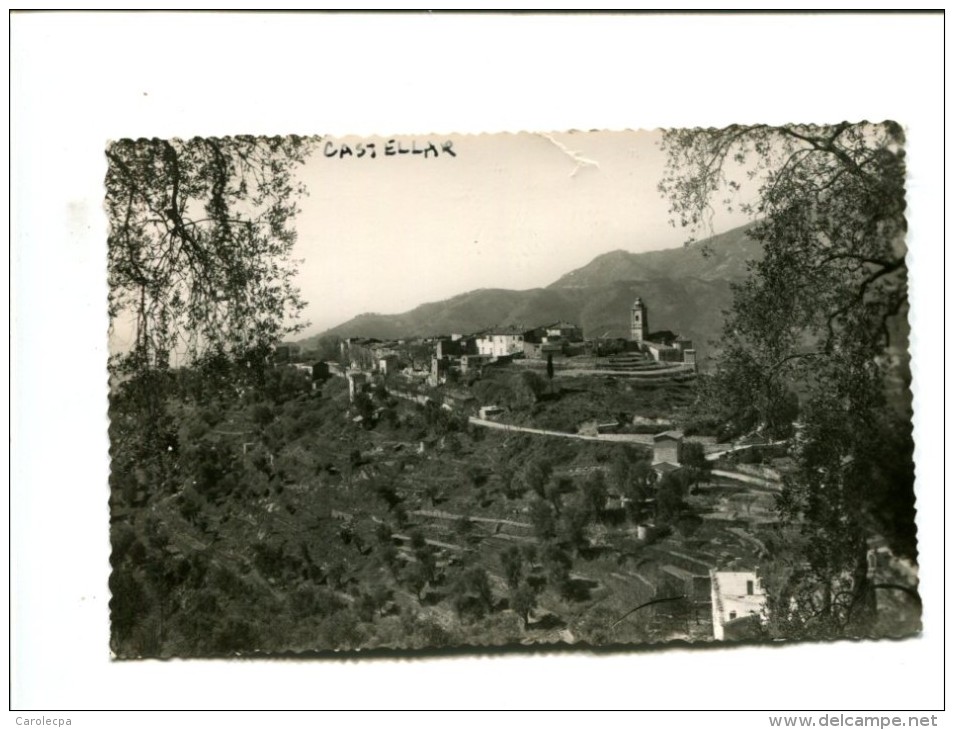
[499,546,523,589]
[529,499,557,541]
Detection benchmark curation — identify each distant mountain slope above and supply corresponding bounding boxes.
[549,224,761,289]
[574,278,735,346]
[300,223,762,360]
[310,287,591,342]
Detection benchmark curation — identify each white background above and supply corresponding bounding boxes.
[8,11,946,722]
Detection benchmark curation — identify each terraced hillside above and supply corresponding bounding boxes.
[110,365,782,655]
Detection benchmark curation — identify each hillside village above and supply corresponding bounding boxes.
[265,297,917,645]
[286,297,696,401]
[103,127,920,660]
[107,282,919,656]
[307,297,700,378]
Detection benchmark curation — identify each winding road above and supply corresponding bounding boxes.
[468,416,655,444]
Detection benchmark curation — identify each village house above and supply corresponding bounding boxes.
[346,371,370,402]
[435,336,477,359]
[709,570,767,641]
[377,353,400,375]
[435,338,460,359]
[476,326,526,357]
[652,430,682,465]
[442,389,477,412]
[522,321,584,358]
[544,320,584,342]
[651,430,684,479]
[478,405,505,419]
[460,353,493,374]
[659,564,712,604]
[577,419,620,437]
[526,321,583,344]
[340,337,381,371]
[522,340,564,359]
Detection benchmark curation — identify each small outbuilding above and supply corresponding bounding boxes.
[652,430,683,466]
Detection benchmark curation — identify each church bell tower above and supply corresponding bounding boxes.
[631,297,648,344]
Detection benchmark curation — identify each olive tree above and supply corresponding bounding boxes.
[660,122,916,638]
[107,135,314,377]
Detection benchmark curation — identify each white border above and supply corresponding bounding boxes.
[9,11,946,719]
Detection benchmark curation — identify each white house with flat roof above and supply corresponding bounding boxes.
[476,327,526,357]
[710,569,767,640]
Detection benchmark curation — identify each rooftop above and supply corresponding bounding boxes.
[478,325,527,336]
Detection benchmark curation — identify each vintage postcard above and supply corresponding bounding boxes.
[106,125,919,657]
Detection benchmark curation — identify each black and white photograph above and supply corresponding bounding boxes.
[11,10,943,718]
[106,125,920,656]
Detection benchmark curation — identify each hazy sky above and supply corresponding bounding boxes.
[295,129,751,336]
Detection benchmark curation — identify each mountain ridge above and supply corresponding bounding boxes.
[548,224,761,288]
[298,223,761,360]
